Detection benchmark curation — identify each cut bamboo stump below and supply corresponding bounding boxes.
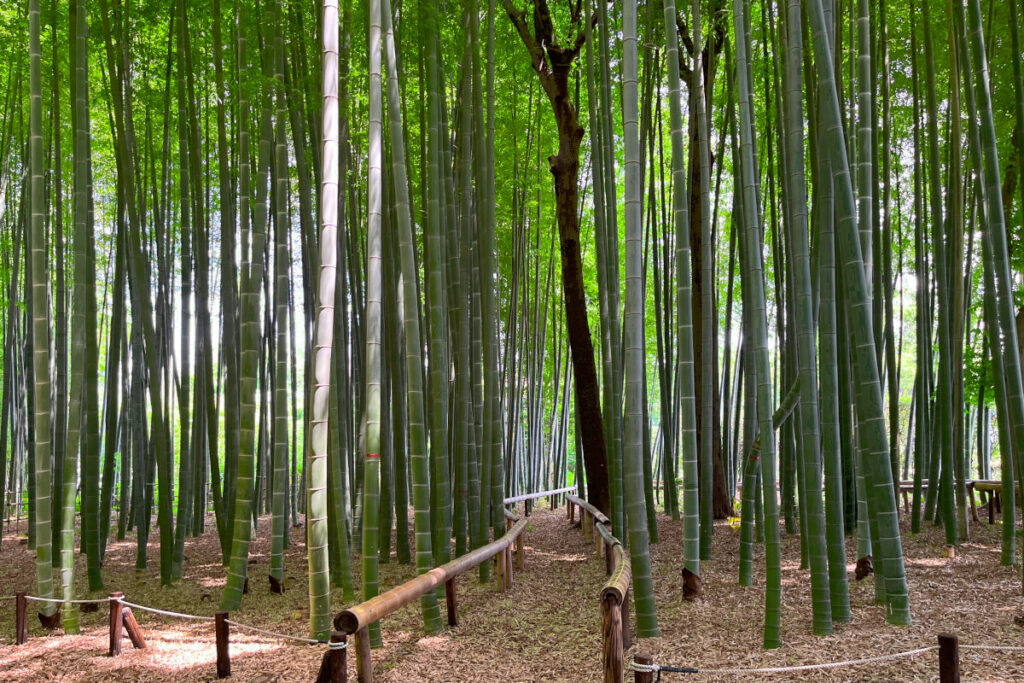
[939,632,960,683]
[108,592,124,657]
[15,592,27,645]
[215,611,230,678]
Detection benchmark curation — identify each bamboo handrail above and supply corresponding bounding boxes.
[503,484,577,505]
[601,543,630,605]
[564,494,633,683]
[566,494,611,527]
[334,517,528,635]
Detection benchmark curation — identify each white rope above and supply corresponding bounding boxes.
[118,600,215,621]
[25,595,114,605]
[961,644,1024,652]
[630,646,938,676]
[328,640,349,650]
[224,618,323,645]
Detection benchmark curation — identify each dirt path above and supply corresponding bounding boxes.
[3,507,1024,681]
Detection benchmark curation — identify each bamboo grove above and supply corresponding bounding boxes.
[0,0,1023,650]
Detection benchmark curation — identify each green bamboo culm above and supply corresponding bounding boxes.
[780,0,831,635]
[690,0,715,564]
[304,0,340,641]
[661,0,701,595]
[28,0,56,619]
[269,0,290,589]
[380,0,443,633]
[733,0,781,648]
[805,0,911,625]
[621,0,658,637]
[220,57,274,612]
[58,0,92,633]
[423,0,451,568]
[363,0,384,648]
[964,0,1024,595]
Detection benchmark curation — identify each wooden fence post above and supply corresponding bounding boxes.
[330,631,347,683]
[516,532,525,570]
[621,588,632,651]
[497,545,506,593]
[355,626,372,683]
[938,632,960,683]
[15,592,27,645]
[601,594,624,683]
[445,579,457,627]
[633,653,653,683]
[605,541,613,576]
[108,592,124,657]
[215,611,230,678]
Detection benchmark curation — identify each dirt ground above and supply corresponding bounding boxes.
[1,505,1023,681]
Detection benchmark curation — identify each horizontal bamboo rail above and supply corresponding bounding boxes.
[333,512,529,682]
[565,494,610,526]
[565,495,633,683]
[503,484,577,505]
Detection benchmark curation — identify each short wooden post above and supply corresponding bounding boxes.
[445,578,457,626]
[506,546,514,589]
[15,591,27,644]
[595,525,603,557]
[583,512,591,541]
[355,626,372,683]
[329,631,347,683]
[121,607,147,649]
[567,500,572,521]
[938,632,960,683]
[108,592,124,657]
[601,593,623,683]
[215,611,230,678]
[988,491,996,524]
[516,531,525,570]
[633,653,654,683]
[604,541,613,576]
[497,544,506,593]
[621,588,633,651]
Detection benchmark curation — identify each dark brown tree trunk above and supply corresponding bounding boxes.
[502,0,610,515]
[682,10,733,519]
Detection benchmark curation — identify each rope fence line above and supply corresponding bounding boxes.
[628,635,1024,680]
[224,618,328,646]
[118,600,216,622]
[629,646,938,677]
[25,595,114,605]
[15,592,338,648]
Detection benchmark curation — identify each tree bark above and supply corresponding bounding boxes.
[502,0,610,515]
